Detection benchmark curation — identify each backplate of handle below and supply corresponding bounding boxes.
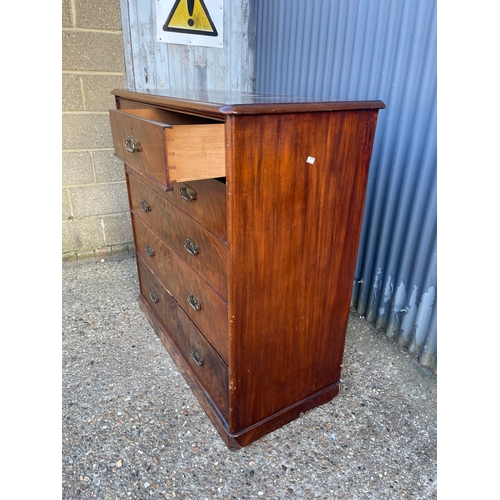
[149,290,159,303]
[179,186,196,202]
[125,135,139,153]
[140,200,151,212]
[184,238,199,256]
[145,245,154,257]
[187,292,201,311]
[190,347,204,367]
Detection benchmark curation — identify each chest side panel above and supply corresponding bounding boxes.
[226,110,379,433]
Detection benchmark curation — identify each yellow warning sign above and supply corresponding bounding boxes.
[163,0,218,37]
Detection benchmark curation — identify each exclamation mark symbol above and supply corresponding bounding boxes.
[187,0,195,26]
[163,0,218,36]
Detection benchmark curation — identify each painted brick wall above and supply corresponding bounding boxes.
[62,0,131,260]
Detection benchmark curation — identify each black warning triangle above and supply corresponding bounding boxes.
[163,0,218,37]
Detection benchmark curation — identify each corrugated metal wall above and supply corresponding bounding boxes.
[119,0,256,93]
[255,0,437,373]
[119,0,437,373]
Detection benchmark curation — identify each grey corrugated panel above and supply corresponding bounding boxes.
[118,0,135,90]
[120,0,256,93]
[255,0,437,373]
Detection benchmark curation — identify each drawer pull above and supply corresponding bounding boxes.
[140,200,151,212]
[184,238,199,256]
[145,245,154,257]
[190,347,204,367]
[125,135,139,153]
[149,290,159,303]
[187,292,201,311]
[179,186,196,202]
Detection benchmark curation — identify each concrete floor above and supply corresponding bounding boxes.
[62,253,437,499]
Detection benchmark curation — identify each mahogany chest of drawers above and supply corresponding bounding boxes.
[109,89,385,449]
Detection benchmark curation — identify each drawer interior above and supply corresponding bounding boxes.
[165,122,226,183]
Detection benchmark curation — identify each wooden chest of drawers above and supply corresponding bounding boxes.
[110,89,385,449]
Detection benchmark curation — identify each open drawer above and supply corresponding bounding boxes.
[109,107,226,191]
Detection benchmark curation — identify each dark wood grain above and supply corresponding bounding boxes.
[113,89,385,118]
[137,257,229,420]
[110,109,170,188]
[111,90,384,448]
[133,214,229,363]
[127,172,228,299]
[164,179,227,241]
[226,110,379,432]
[229,383,341,447]
[110,108,225,191]
[124,165,227,241]
[137,295,239,449]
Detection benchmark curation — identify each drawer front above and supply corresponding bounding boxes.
[165,179,227,242]
[133,214,229,363]
[138,257,229,420]
[110,108,225,190]
[128,173,228,300]
[110,108,170,188]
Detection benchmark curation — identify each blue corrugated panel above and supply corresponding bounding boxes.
[255,0,437,373]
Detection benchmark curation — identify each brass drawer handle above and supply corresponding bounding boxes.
[184,238,199,256]
[190,347,204,367]
[187,292,201,311]
[145,245,154,257]
[125,135,139,153]
[179,186,196,202]
[149,290,159,303]
[140,200,151,212]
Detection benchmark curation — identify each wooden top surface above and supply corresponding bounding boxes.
[112,89,385,117]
